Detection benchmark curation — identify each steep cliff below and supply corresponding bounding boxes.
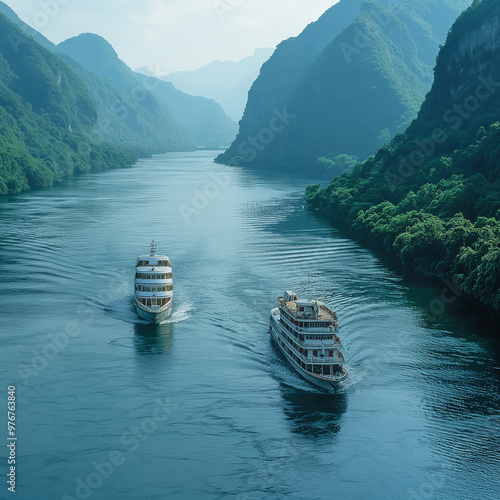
[306,0,500,310]
[216,0,366,165]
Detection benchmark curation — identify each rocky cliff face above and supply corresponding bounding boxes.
[414,0,500,132]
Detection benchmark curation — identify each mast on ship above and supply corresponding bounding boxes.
[150,240,157,256]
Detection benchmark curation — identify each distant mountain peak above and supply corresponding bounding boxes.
[58,33,119,61]
[161,48,274,122]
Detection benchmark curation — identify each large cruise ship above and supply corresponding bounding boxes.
[270,291,347,390]
[134,241,173,324]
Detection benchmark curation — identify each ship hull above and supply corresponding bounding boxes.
[135,298,173,324]
[270,313,347,391]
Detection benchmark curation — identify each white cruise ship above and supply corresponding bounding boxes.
[134,241,173,324]
[270,291,347,390]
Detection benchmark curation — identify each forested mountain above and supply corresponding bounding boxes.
[58,54,194,156]
[0,12,136,194]
[306,0,500,311]
[160,48,274,122]
[217,0,472,172]
[57,34,238,147]
[1,2,195,156]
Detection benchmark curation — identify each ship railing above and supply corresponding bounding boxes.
[135,298,171,313]
[280,315,339,335]
[278,320,343,349]
[302,355,345,364]
[297,326,339,334]
[294,337,342,349]
[303,340,343,348]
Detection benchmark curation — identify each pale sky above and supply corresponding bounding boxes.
[2,0,337,74]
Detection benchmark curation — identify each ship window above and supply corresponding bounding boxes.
[313,351,318,357]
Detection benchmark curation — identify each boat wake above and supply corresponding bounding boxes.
[159,301,194,324]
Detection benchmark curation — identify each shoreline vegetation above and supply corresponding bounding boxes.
[306,0,500,312]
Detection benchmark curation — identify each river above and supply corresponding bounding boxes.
[1,151,499,500]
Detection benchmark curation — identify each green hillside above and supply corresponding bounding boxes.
[58,53,194,156]
[306,0,500,310]
[0,13,134,194]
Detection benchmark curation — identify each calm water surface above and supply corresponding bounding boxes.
[1,152,499,500]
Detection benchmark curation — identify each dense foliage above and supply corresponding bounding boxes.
[306,0,500,310]
[0,13,136,194]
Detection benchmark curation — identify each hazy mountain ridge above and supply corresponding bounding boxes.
[58,52,194,155]
[160,48,274,122]
[306,0,500,310]
[217,0,472,172]
[58,33,238,147]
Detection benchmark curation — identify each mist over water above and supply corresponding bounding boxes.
[1,152,499,499]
